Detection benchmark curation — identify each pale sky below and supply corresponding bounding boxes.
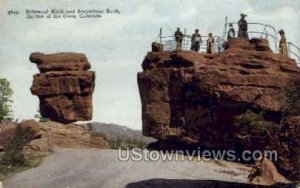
[0,0,299,129]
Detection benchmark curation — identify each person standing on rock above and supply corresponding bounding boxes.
[216,37,223,53]
[207,33,215,54]
[227,23,235,40]
[278,29,288,56]
[174,27,184,50]
[238,14,249,40]
[191,29,202,52]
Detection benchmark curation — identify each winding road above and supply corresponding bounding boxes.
[4,148,252,188]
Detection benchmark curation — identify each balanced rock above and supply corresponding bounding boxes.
[138,38,300,181]
[30,52,95,123]
[30,52,91,72]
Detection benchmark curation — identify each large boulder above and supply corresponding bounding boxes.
[30,52,95,123]
[151,42,164,52]
[0,120,109,153]
[30,52,91,72]
[249,158,290,185]
[138,38,300,181]
[0,122,17,151]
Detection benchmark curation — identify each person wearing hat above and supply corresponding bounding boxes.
[238,13,249,39]
[174,27,184,50]
[191,29,202,52]
[207,33,215,54]
[227,23,235,40]
[278,29,288,56]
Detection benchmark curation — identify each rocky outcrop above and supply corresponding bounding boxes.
[30,52,95,123]
[29,52,91,72]
[249,158,290,185]
[0,120,109,153]
[0,121,17,151]
[138,38,300,181]
[152,42,163,52]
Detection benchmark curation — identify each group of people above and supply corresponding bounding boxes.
[174,13,288,56]
[174,27,215,53]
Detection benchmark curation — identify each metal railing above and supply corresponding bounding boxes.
[288,42,300,64]
[223,21,279,52]
[155,17,300,65]
[158,34,225,53]
[223,17,300,64]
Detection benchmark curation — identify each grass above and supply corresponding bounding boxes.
[234,110,267,136]
[0,122,47,181]
[0,151,46,181]
[108,137,149,150]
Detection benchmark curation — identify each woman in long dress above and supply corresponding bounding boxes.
[278,29,288,56]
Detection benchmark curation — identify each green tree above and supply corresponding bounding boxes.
[0,78,13,121]
[34,109,48,122]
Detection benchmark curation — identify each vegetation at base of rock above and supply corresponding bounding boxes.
[0,124,46,180]
[0,152,45,181]
[283,80,300,116]
[234,110,267,136]
[0,78,13,122]
[108,137,149,149]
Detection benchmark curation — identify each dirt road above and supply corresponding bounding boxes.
[4,148,251,188]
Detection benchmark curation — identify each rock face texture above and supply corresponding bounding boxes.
[0,120,109,153]
[30,52,95,123]
[138,38,300,181]
[249,158,290,185]
[0,121,17,151]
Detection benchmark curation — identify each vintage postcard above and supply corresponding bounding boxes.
[0,0,299,187]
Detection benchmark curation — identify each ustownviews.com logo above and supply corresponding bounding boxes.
[118,147,278,162]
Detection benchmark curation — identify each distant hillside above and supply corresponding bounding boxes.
[90,122,156,149]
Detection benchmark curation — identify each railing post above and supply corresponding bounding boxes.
[288,42,291,58]
[223,16,228,41]
[159,27,162,44]
[184,28,187,50]
[263,24,267,34]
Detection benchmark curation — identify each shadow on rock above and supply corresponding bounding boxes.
[125,179,297,188]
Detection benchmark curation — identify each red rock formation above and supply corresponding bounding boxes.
[0,120,109,153]
[138,38,300,181]
[29,52,91,72]
[30,52,95,123]
[0,121,17,151]
[249,158,290,185]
